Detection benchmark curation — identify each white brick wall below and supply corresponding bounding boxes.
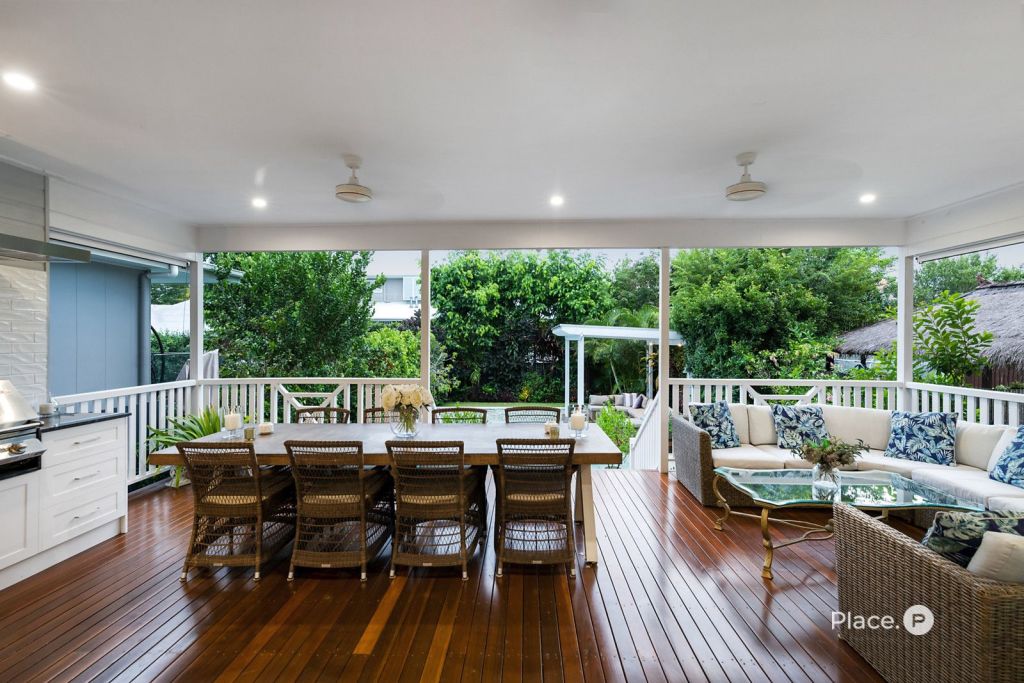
[0,264,47,407]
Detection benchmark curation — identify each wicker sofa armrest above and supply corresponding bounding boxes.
[671,414,716,505]
[834,503,1024,683]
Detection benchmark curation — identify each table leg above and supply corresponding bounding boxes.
[712,474,731,530]
[577,465,598,564]
[760,508,775,580]
[574,469,583,523]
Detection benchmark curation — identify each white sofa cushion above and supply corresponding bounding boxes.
[956,422,1013,470]
[711,445,788,469]
[856,452,975,478]
[728,404,751,445]
[966,531,1024,582]
[820,405,893,451]
[987,496,1024,513]
[913,467,1024,507]
[779,446,873,470]
[747,405,778,446]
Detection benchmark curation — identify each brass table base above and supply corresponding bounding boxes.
[712,474,835,580]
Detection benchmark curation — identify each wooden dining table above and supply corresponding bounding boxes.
[149,421,623,564]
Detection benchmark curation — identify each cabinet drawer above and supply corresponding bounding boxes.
[41,421,126,468]
[42,451,121,502]
[40,486,123,550]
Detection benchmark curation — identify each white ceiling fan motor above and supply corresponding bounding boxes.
[336,155,373,203]
[725,152,767,201]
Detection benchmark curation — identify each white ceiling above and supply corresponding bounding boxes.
[2,0,1024,226]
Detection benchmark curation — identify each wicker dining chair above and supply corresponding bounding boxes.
[504,406,561,424]
[363,407,399,424]
[385,440,486,580]
[284,440,393,581]
[295,406,351,424]
[176,441,296,582]
[494,439,576,578]
[431,407,488,424]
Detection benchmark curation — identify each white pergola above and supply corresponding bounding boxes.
[552,323,684,412]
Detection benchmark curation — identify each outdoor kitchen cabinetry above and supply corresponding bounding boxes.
[39,419,128,549]
[0,414,128,589]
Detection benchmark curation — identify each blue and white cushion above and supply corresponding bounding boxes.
[885,411,957,466]
[921,509,1024,567]
[689,401,740,449]
[990,425,1024,489]
[770,405,829,449]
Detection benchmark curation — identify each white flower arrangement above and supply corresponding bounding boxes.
[381,384,434,436]
[381,384,434,412]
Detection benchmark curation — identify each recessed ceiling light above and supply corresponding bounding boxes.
[549,194,565,207]
[2,71,37,92]
[251,197,268,209]
[859,193,877,204]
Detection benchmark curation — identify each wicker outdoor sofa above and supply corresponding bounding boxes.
[834,503,1024,683]
[672,404,1024,513]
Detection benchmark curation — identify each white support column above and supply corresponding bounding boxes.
[659,247,671,474]
[564,337,571,417]
[188,257,205,412]
[896,249,915,410]
[419,249,431,393]
[576,337,585,407]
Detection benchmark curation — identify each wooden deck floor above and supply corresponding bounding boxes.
[0,470,888,682]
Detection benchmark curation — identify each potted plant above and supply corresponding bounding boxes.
[147,406,223,488]
[791,437,866,493]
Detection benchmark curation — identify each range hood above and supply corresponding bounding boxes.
[0,233,90,264]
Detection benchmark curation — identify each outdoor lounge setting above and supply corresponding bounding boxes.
[3,3,1024,682]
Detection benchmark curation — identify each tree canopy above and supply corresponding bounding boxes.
[430,250,612,401]
[670,248,894,378]
[206,251,382,377]
[610,253,660,310]
[915,252,1024,305]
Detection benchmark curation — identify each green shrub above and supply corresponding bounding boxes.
[596,405,636,455]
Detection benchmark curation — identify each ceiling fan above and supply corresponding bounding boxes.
[335,154,373,203]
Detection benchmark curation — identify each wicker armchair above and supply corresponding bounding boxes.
[671,414,754,507]
[834,503,1024,683]
[504,406,561,424]
[176,441,295,581]
[295,406,351,424]
[363,407,398,424]
[494,439,576,578]
[385,440,486,580]
[432,407,488,424]
[284,440,394,581]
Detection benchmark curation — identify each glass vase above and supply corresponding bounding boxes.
[390,406,421,439]
[811,463,839,499]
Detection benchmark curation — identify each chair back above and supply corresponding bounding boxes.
[386,440,465,511]
[295,407,351,424]
[432,407,487,424]
[504,406,561,424]
[363,407,399,424]
[495,439,575,510]
[284,440,365,511]
[177,441,261,511]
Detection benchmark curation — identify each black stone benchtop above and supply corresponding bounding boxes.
[38,411,129,433]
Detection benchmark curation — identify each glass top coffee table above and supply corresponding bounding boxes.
[712,467,983,580]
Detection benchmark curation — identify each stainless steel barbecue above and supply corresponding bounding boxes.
[0,380,45,480]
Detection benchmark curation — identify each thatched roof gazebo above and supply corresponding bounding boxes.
[837,281,1024,388]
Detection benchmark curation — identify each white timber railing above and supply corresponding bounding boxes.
[907,381,1024,427]
[627,391,661,470]
[665,378,901,415]
[55,376,419,486]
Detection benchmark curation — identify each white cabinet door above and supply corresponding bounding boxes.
[0,472,40,571]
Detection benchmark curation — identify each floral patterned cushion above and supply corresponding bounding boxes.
[921,509,1024,567]
[770,405,829,449]
[990,425,1024,489]
[689,401,740,449]
[885,411,957,465]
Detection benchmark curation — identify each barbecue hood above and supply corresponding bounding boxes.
[0,234,90,264]
[0,380,39,429]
